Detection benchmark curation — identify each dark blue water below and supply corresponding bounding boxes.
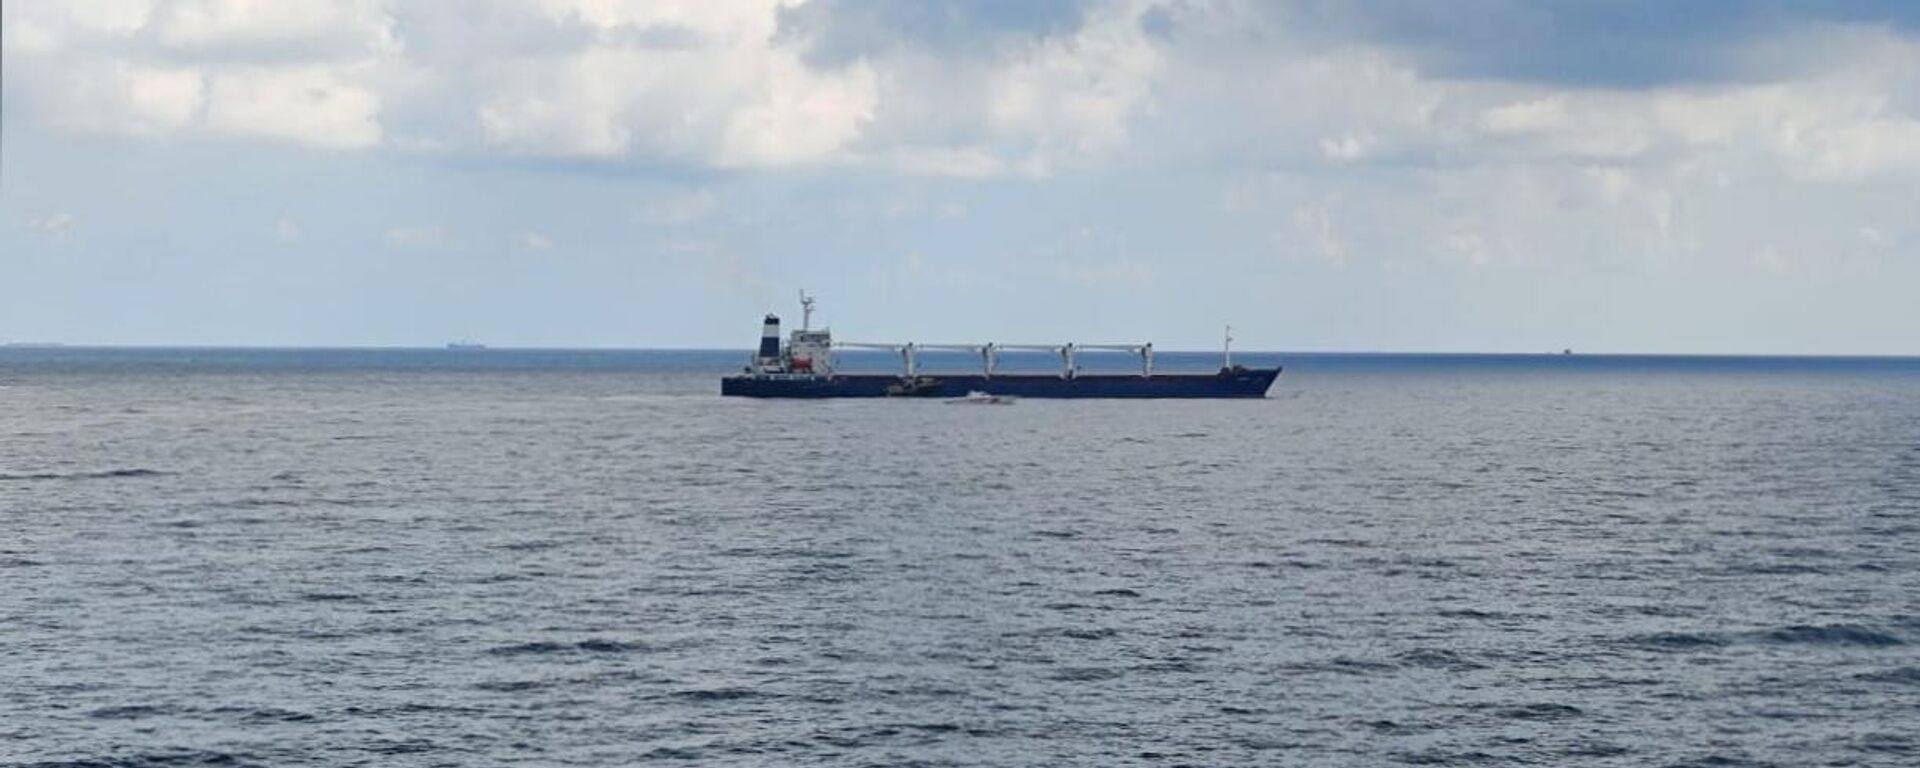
[4,348,1918,766]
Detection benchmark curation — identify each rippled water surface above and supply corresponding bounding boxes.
[4,349,1919,766]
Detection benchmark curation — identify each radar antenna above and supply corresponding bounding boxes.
[799,290,817,331]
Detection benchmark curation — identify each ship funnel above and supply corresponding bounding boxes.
[759,314,781,360]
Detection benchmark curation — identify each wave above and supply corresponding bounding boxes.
[1759,624,1904,647]
[575,638,646,653]
[0,468,169,481]
[1245,558,1325,570]
[1495,702,1584,721]
[1723,562,1834,576]
[1665,755,1776,767]
[1435,608,1509,621]
[1280,657,1399,676]
[1855,667,1920,685]
[20,752,263,768]
[85,704,169,720]
[1627,624,1903,652]
[472,679,549,693]
[1626,631,1733,651]
[1048,666,1124,682]
[486,639,648,656]
[216,707,314,723]
[1396,648,1490,671]
[297,592,365,603]
[671,686,763,701]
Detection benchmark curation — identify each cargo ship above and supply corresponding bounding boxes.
[721,293,1279,398]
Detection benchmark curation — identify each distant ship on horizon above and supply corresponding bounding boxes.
[445,342,488,350]
[721,293,1280,399]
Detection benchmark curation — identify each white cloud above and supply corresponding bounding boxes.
[20,57,206,137]
[435,0,1165,175]
[1775,112,1920,182]
[718,55,877,167]
[27,212,78,239]
[1453,36,1920,182]
[7,0,387,149]
[864,147,1008,178]
[982,5,1161,171]
[1473,92,1656,160]
[517,231,553,251]
[147,0,397,58]
[1319,132,1375,161]
[7,0,1920,192]
[1443,230,1491,267]
[469,2,880,166]
[203,65,381,148]
[6,0,154,48]
[1480,95,1568,135]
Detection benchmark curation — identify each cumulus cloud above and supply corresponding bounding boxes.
[202,64,382,148]
[35,61,208,136]
[6,0,1920,192]
[465,2,882,166]
[5,0,389,148]
[2,0,1176,173]
[775,0,1087,66]
[147,0,398,60]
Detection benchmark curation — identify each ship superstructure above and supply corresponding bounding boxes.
[722,292,1280,399]
[748,292,836,377]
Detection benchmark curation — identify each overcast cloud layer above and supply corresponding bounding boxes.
[4,0,1919,352]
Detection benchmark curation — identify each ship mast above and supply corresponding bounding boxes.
[1223,324,1233,369]
[799,290,817,331]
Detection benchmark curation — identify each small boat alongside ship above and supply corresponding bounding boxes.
[946,391,1016,405]
[721,293,1280,399]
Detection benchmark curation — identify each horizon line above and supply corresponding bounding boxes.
[4,343,1920,360]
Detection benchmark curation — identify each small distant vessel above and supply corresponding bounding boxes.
[721,292,1280,399]
[946,391,1016,405]
[446,342,488,350]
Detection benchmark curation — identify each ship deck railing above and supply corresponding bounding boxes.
[832,341,1157,378]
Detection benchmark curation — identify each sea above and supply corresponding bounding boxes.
[3,347,1918,767]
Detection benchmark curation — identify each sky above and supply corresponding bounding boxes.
[3,0,1919,353]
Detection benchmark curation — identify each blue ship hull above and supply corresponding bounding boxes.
[721,367,1280,398]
